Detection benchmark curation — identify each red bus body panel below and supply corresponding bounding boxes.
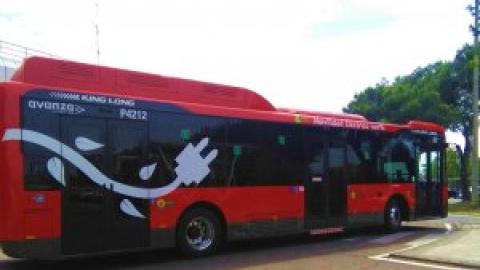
[150,187,304,229]
[23,191,61,240]
[0,57,447,258]
[0,84,24,241]
[348,184,415,214]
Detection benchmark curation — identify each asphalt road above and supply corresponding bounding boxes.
[0,217,475,270]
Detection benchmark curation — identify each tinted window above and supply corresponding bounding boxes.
[22,103,60,190]
[149,112,227,187]
[110,121,147,186]
[325,129,348,183]
[327,141,347,218]
[304,126,326,176]
[225,119,262,186]
[259,123,305,185]
[380,135,415,183]
[346,130,385,184]
[24,155,54,190]
[22,104,60,154]
[431,151,442,183]
[61,117,106,188]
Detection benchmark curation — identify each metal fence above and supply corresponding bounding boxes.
[0,40,58,80]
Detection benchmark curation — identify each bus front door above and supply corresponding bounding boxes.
[61,117,108,254]
[61,117,150,255]
[415,145,445,217]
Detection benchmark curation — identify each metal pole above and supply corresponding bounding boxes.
[471,0,479,203]
[92,0,100,64]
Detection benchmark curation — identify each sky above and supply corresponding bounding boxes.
[0,0,473,116]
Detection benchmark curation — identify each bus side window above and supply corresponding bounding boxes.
[22,103,60,190]
[260,123,305,186]
[346,131,382,184]
[110,124,147,186]
[149,112,228,187]
[225,119,262,186]
[24,156,56,190]
[381,137,415,184]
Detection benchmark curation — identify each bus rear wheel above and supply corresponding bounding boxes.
[384,199,402,233]
[176,207,222,257]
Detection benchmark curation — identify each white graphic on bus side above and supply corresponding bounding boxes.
[120,198,146,219]
[139,163,157,181]
[2,128,218,218]
[75,137,104,151]
[27,100,85,114]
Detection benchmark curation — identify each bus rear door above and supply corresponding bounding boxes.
[304,129,348,231]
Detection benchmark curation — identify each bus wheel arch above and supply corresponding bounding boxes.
[175,202,226,257]
[384,194,409,232]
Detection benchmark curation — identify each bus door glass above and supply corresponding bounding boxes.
[61,116,150,255]
[61,117,108,255]
[304,127,328,229]
[107,120,150,251]
[326,140,348,227]
[416,151,428,215]
[304,127,347,230]
[430,150,443,212]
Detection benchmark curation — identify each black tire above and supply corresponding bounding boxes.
[176,207,222,257]
[384,199,402,233]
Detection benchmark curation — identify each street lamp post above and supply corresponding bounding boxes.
[469,0,479,203]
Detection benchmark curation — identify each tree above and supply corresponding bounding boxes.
[346,83,387,122]
[344,46,476,200]
[438,45,474,200]
[344,61,459,127]
[447,148,460,179]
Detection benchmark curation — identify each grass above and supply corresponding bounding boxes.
[449,201,480,216]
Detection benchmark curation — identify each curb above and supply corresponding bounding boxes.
[447,222,480,231]
[389,253,480,270]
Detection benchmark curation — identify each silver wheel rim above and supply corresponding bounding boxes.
[389,206,401,226]
[185,216,215,251]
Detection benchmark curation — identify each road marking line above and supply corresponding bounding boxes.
[370,232,473,270]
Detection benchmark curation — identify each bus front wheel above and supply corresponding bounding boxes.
[176,207,222,257]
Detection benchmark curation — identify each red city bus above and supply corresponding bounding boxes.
[0,57,447,259]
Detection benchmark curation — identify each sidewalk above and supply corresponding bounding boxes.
[0,248,12,261]
[391,222,480,269]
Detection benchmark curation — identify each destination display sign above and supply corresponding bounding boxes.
[313,116,385,131]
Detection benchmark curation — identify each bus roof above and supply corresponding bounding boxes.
[11,56,276,112]
[8,57,445,134]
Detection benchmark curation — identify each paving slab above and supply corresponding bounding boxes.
[391,228,480,269]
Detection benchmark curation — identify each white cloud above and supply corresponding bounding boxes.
[0,0,473,113]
